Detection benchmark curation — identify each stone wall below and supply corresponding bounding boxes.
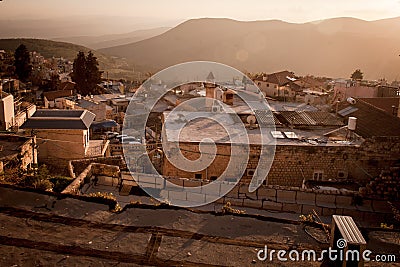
[36,129,87,161]
[69,156,125,178]
[222,184,392,220]
[147,178,393,220]
[162,137,400,187]
[62,163,121,195]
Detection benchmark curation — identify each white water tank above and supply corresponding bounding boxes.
[347,97,356,104]
[348,117,357,131]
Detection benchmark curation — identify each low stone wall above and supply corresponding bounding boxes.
[68,156,125,178]
[63,163,121,195]
[125,175,394,220]
[222,184,392,220]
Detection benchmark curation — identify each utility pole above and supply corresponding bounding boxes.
[30,129,37,171]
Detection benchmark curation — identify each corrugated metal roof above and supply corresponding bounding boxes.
[254,110,281,125]
[277,111,316,125]
[277,111,343,126]
[306,112,344,126]
[338,106,358,116]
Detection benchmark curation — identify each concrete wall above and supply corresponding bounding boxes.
[0,94,14,131]
[14,104,36,129]
[334,84,377,99]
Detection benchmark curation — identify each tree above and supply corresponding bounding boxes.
[46,72,60,91]
[14,44,32,82]
[71,51,103,95]
[85,51,102,92]
[351,69,363,81]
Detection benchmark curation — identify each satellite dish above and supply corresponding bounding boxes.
[247,115,256,125]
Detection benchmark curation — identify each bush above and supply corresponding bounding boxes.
[88,192,122,213]
[49,176,74,192]
[21,164,53,191]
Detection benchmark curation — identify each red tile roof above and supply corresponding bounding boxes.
[358,97,399,116]
[337,98,400,138]
[43,90,73,101]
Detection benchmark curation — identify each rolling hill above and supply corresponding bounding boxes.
[99,17,400,80]
[0,38,132,71]
[52,27,171,50]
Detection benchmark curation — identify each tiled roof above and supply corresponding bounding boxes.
[253,71,296,86]
[358,97,400,115]
[20,109,95,130]
[266,71,296,86]
[43,90,73,101]
[58,81,75,91]
[337,98,400,138]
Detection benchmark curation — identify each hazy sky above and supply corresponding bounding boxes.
[1,0,400,23]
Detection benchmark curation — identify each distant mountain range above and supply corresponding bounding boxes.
[1,17,399,80]
[99,17,400,80]
[0,16,179,38]
[52,27,171,49]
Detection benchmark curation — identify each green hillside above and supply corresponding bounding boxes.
[0,38,134,75]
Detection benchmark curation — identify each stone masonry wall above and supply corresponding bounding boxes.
[163,137,400,187]
[222,183,393,221]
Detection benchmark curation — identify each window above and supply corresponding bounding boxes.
[195,173,202,179]
[247,169,255,176]
[313,170,324,181]
[210,176,218,181]
[337,170,348,179]
[257,82,261,86]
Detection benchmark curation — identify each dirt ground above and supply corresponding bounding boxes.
[0,187,398,266]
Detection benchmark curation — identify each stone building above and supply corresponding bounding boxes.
[43,90,73,108]
[159,92,400,187]
[20,109,109,167]
[253,70,296,99]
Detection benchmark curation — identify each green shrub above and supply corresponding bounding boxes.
[49,176,74,192]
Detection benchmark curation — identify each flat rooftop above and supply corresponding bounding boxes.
[0,135,31,160]
[163,111,361,147]
[0,186,397,267]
